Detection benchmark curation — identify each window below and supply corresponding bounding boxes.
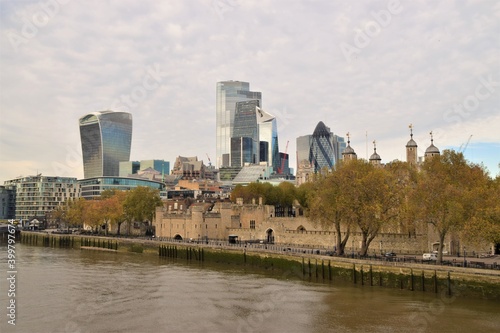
[250,220,255,229]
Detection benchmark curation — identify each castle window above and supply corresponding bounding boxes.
[250,220,255,229]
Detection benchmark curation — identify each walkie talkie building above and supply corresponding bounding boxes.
[79,111,132,179]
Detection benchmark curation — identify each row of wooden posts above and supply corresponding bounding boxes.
[300,258,451,295]
[20,233,118,251]
[159,245,205,262]
[158,244,452,295]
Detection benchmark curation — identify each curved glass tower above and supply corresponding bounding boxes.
[309,121,335,172]
[79,111,132,178]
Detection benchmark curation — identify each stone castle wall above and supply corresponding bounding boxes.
[153,202,493,255]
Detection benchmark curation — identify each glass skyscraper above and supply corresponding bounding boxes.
[216,81,261,167]
[296,121,346,175]
[231,100,260,167]
[257,107,280,172]
[79,111,132,178]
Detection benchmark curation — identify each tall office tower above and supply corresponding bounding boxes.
[231,100,260,167]
[256,106,280,172]
[296,135,312,170]
[79,111,133,178]
[332,135,347,164]
[216,81,261,167]
[296,121,346,182]
[309,121,335,172]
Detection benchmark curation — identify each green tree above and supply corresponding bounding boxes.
[123,187,162,234]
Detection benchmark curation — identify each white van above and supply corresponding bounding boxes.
[423,253,438,261]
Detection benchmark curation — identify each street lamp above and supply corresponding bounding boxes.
[380,240,383,255]
[463,246,467,267]
[352,239,355,258]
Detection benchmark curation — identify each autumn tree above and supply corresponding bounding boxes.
[307,159,405,256]
[411,150,490,263]
[353,163,403,256]
[65,198,88,229]
[100,189,128,235]
[461,173,500,248]
[307,161,358,255]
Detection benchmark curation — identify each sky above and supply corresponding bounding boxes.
[0,0,499,183]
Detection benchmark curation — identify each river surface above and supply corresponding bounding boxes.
[0,243,499,333]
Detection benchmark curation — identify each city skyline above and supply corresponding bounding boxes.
[1,1,499,183]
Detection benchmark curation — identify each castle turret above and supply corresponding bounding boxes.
[406,124,418,167]
[342,132,357,161]
[425,131,440,160]
[369,140,382,166]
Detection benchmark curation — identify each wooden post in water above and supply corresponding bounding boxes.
[321,260,325,280]
[361,266,364,286]
[353,264,356,284]
[410,269,414,291]
[328,260,332,281]
[308,259,311,278]
[422,271,425,292]
[302,258,305,278]
[369,265,373,286]
[447,272,451,296]
[433,270,438,293]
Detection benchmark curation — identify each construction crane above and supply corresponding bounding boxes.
[278,140,289,174]
[459,135,472,153]
[206,153,212,167]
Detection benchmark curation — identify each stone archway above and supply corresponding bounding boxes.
[174,234,183,241]
[266,229,274,244]
[297,225,306,232]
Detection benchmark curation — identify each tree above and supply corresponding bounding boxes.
[411,150,490,263]
[307,159,404,256]
[100,190,127,235]
[123,187,162,234]
[307,161,357,255]
[461,173,500,247]
[65,198,87,229]
[353,163,402,256]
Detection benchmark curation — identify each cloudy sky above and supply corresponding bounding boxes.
[1,0,499,183]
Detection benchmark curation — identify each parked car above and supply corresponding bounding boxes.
[423,253,438,261]
[384,252,397,261]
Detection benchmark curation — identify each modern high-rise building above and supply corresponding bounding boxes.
[231,100,261,167]
[79,111,133,178]
[216,81,261,168]
[119,160,170,177]
[309,121,336,172]
[296,121,346,182]
[0,185,16,219]
[4,175,80,221]
[257,106,280,172]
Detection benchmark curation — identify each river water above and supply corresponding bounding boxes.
[0,244,499,333]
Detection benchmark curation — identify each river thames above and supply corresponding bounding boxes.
[1,243,499,333]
